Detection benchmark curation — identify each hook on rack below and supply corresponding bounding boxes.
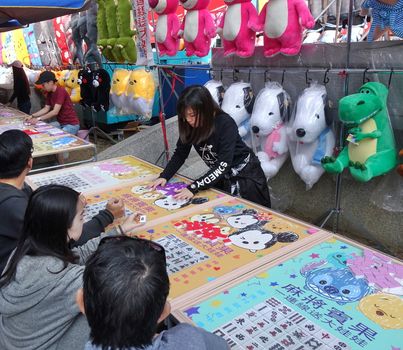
[388,68,394,89]
[305,69,312,86]
[264,69,271,82]
[323,68,330,85]
[281,69,286,85]
[363,67,370,84]
[233,69,239,82]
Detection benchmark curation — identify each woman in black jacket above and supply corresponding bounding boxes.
[8,61,31,114]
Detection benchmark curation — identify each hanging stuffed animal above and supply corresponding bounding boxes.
[204,79,225,106]
[110,69,131,112]
[83,1,103,66]
[179,0,216,57]
[13,29,31,67]
[361,0,403,41]
[2,31,17,64]
[217,0,260,57]
[104,0,125,62]
[250,82,291,179]
[23,24,43,66]
[65,69,81,104]
[287,83,335,189]
[115,0,137,63]
[92,69,111,112]
[221,82,255,147]
[61,15,76,62]
[149,0,180,56]
[258,0,315,57]
[78,67,95,108]
[96,0,114,61]
[53,17,73,65]
[45,21,63,66]
[322,82,397,182]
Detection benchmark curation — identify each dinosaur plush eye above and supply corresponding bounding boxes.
[236,105,240,108]
[316,114,320,119]
[269,112,274,115]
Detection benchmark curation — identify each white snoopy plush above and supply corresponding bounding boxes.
[204,80,225,106]
[287,83,335,189]
[250,82,291,179]
[221,82,255,147]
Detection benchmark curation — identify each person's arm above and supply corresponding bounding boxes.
[8,92,17,104]
[159,138,192,181]
[34,103,62,121]
[31,105,51,118]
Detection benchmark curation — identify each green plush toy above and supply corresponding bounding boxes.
[104,0,125,62]
[322,82,397,182]
[116,0,137,63]
[96,0,115,62]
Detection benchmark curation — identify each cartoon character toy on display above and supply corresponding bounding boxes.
[204,79,225,106]
[115,0,137,63]
[178,0,216,57]
[110,69,131,113]
[149,0,181,56]
[322,82,397,182]
[65,69,81,104]
[92,68,111,112]
[258,0,315,57]
[78,67,95,108]
[250,82,291,179]
[287,83,335,189]
[217,0,260,57]
[221,81,255,147]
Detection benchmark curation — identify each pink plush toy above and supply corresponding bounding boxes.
[179,0,216,57]
[217,0,260,57]
[149,0,181,56]
[259,0,315,57]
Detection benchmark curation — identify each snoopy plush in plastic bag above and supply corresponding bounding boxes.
[250,82,291,179]
[221,82,255,147]
[287,83,335,189]
[204,79,225,106]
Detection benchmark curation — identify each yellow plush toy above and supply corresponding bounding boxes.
[65,69,81,103]
[110,69,131,111]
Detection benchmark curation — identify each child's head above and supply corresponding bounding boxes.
[81,237,169,349]
[177,85,223,144]
[0,129,33,179]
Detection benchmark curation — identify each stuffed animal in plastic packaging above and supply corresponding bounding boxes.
[204,79,225,106]
[287,83,335,189]
[110,69,131,112]
[250,82,290,179]
[1,31,17,65]
[322,82,397,182]
[115,0,137,63]
[258,0,315,57]
[92,69,111,112]
[217,0,260,57]
[71,13,85,64]
[23,24,43,66]
[83,1,103,66]
[35,21,62,66]
[0,66,13,89]
[78,67,95,108]
[221,82,255,147]
[13,29,31,66]
[179,0,216,57]
[124,69,156,118]
[65,69,81,104]
[149,0,180,56]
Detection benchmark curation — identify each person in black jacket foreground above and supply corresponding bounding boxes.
[7,60,31,114]
[0,129,125,273]
[151,85,271,208]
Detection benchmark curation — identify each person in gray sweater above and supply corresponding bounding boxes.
[78,235,229,350]
[0,129,125,273]
[0,185,144,350]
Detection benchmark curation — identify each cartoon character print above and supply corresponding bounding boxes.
[229,228,298,253]
[226,209,268,229]
[326,251,352,269]
[140,192,160,200]
[358,293,403,330]
[190,213,220,224]
[131,185,150,194]
[199,144,218,166]
[154,196,208,211]
[301,260,371,304]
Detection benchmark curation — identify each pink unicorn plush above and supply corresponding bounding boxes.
[179,0,216,57]
[217,0,260,58]
[149,0,181,56]
[259,0,315,57]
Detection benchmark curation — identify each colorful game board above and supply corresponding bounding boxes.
[83,178,227,227]
[27,156,161,193]
[173,236,403,350]
[134,197,329,305]
[32,135,92,156]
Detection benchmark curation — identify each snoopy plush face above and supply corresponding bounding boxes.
[229,229,276,252]
[222,83,253,126]
[227,213,259,229]
[154,196,189,210]
[289,91,328,143]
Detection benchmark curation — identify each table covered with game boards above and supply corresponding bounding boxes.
[26,155,403,350]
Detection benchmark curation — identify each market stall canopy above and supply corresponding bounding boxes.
[0,0,90,31]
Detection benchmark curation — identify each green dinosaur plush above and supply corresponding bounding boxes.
[115,0,137,63]
[96,0,114,62]
[322,82,397,182]
[104,0,125,62]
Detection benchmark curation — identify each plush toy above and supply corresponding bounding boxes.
[104,0,125,62]
[57,70,71,88]
[110,69,131,112]
[78,67,95,108]
[361,0,403,41]
[258,0,314,57]
[61,15,76,62]
[53,17,73,65]
[125,69,156,118]
[96,0,114,61]
[83,1,103,66]
[149,0,180,56]
[23,24,43,66]
[23,67,40,86]
[250,82,291,179]
[217,0,260,57]
[92,68,111,112]
[287,83,335,189]
[0,35,3,65]
[204,79,225,106]
[221,82,255,147]
[115,0,137,63]
[322,82,397,182]
[45,21,63,66]
[179,0,216,57]
[65,69,81,104]
[71,12,86,64]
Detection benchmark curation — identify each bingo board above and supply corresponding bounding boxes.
[134,197,329,306]
[32,135,93,157]
[27,155,161,193]
[173,236,403,350]
[83,178,228,227]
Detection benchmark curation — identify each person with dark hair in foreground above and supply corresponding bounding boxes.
[0,185,144,349]
[150,85,271,208]
[77,236,228,350]
[0,129,125,273]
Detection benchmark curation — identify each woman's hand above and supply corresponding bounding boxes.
[149,177,167,190]
[106,197,125,218]
[174,188,194,200]
[120,213,146,235]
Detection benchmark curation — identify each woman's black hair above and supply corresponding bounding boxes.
[0,185,80,287]
[12,66,31,97]
[177,85,224,144]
